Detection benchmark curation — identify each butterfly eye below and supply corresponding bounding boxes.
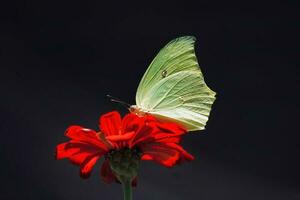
[161,70,167,78]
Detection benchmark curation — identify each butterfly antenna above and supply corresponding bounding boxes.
[106,94,131,109]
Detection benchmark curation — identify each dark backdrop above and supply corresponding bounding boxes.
[1,1,299,200]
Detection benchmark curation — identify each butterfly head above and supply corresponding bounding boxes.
[129,105,147,117]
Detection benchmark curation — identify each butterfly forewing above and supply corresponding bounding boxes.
[135,36,216,131]
[136,36,199,105]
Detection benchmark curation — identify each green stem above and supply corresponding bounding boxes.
[122,179,132,200]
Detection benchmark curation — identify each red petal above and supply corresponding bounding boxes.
[141,142,194,166]
[69,151,96,165]
[129,116,187,147]
[56,142,80,160]
[129,125,155,147]
[122,113,158,135]
[154,136,181,143]
[156,122,186,134]
[56,140,106,169]
[137,130,184,146]
[101,160,116,184]
[100,111,122,136]
[141,154,153,160]
[105,131,135,142]
[151,130,186,143]
[56,140,105,179]
[121,113,141,132]
[164,143,194,162]
[65,126,109,151]
[80,155,100,178]
[121,113,157,148]
[140,143,180,167]
[56,141,104,160]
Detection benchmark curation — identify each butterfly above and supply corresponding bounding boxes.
[129,36,216,132]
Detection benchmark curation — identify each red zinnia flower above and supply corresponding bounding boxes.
[56,111,194,185]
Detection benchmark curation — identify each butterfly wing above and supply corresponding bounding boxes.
[135,36,216,131]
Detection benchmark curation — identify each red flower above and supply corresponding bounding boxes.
[56,111,194,185]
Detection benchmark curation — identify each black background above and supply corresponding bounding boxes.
[1,1,299,199]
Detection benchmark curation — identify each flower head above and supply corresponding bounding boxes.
[56,111,194,185]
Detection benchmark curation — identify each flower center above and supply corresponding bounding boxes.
[106,147,142,181]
